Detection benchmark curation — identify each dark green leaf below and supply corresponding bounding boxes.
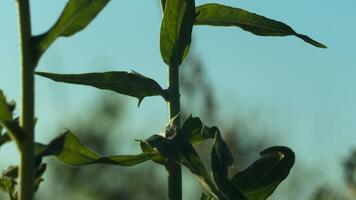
[0,134,11,147]
[231,146,295,200]
[211,133,246,200]
[181,116,216,144]
[0,120,26,146]
[181,116,246,199]
[0,178,16,200]
[160,0,195,66]
[2,166,18,179]
[195,3,326,48]
[0,90,12,122]
[38,130,157,166]
[179,144,224,199]
[201,193,217,200]
[33,0,110,62]
[139,139,168,164]
[0,91,25,146]
[142,134,175,158]
[36,71,165,106]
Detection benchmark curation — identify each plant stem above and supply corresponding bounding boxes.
[17,0,35,200]
[166,65,182,200]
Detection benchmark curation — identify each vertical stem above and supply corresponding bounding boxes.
[166,65,182,200]
[17,0,35,200]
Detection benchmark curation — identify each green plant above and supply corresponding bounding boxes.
[0,0,326,200]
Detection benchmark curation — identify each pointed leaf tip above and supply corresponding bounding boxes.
[37,130,158,166]
[32,0,110,64]
[195,3,326,48]
[36,71,165,104]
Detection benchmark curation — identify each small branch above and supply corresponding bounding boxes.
[16,0,35,200]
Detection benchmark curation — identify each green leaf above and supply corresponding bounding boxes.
[181,116,246,199]
[38,130,157,166]
[0,134,11,147]
[139,139,168,165]
[36,71,165,106]
[34,163,47,192]
[0,178,17,200]
[160,0,195,66]
[231,146,295,200]
[0,90,12,122]
[141,134,175,159]
[211,133,246,200]
[0,120,26,146]
[0,91,25,147]
[179,144,224,199]
[181,116,216,144]
[33,0,110,63]
[195,3,326,48]
[201,193,218,200]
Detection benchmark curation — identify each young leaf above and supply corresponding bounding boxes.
[0,178,17,200]
[181,116,247,199]
[38,130,157,166]
[0,120,26,146]
[160,0,195,67]
[211,133,247,200]
[195,3,326,48]
[32,0,110,63]
[36,71,165,106]
[179,144,225,200]
[0,90,12,122]
[138,139,168,164]
[181,116,216,144]
[231,146,295,200]
[0,92,24,147]
[0,134,11,147]
[201,193,217,200]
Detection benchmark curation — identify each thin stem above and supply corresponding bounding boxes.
[17,0,35,200]
[166,65,182,200]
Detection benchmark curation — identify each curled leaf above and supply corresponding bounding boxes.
[181,116,216,144]
[231,146,295,200]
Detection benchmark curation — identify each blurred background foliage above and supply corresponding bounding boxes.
[1,1,355,199]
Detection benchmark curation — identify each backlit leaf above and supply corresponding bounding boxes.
[181,116,216,144]
[0,90,12,122]
[36,71,165,106]
[38,130,157,166]
[32,0,110,63]
[160,0,195,66]
[231,146,295,200]
[179,144,224,200]
[211,133,246,200]
[195,3,326,48]
[201,193,217,200]
[0,178,16,200]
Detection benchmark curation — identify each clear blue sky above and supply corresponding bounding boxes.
[1,0,356,199]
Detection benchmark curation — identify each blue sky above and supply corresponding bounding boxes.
[1,0,356,199]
